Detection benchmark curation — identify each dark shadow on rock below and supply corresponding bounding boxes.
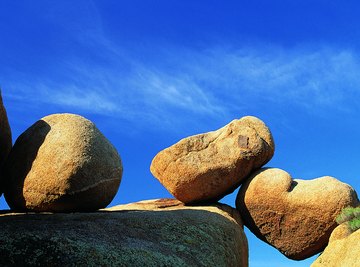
[288,180,298,192]
[2,120,51,211]
[0,91,12,196]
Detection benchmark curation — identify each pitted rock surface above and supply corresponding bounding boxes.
[3,113,122,212]
[236,168,359,260]
[311,224,360,266]
[0,199,248,267]
[151,116,274,204]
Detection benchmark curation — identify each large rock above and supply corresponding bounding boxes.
[2,113,122,212]
[311,224,360,266]
[151,116,274,204]
[236,168,359,260]
[0,91,12,195]
[0,199,248,267]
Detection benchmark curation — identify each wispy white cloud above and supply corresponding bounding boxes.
[4,3,360,130]
[5,44,360,130]
[174,46,360,111]
[132,66,225,115]
[3,1,360,133]
[45,87,120,114]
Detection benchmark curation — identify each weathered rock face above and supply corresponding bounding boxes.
[311,224,360,266]
[3,113,122,212]
[151,116,274,204]
[0,92,12,195]
[236,168,359,260]
[0,199,248,267]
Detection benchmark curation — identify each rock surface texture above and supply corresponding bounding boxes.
[311,224,360,266]
[0,92,12,195]
[236,168,359,260]
[2,113,122,212]
[151,116,274,204]
[0,199,248,267]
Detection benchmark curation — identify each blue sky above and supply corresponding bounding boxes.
[1,1,360,266]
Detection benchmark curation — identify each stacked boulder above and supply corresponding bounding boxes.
[0,91,247,266]
[151,116,275,204]
[236,168,359,260]
[0,104,123,212]
[151,116,360,263]
[0,87,359,266]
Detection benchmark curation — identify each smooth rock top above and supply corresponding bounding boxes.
[3,113,122,212]
[0,199,248,267]
[236,168,359,260]
[0,91,12,195]
[107,198,245,227]
[151,116,274,204]
[311,224,360,266]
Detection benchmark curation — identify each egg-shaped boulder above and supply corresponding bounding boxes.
[3,113,122,212]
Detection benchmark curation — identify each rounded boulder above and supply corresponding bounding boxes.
[3,113,122,212]
[236,168,359,260]
[151,116,274,204]
[311,224,360,266]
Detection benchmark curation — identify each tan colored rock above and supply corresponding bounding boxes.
[0,199,248,267]
[311,224,360,266]
[3,113,122,212]
[151,116,274,204]
[236,168,359,260]
[0,91,12,195]
[107,198,245,227]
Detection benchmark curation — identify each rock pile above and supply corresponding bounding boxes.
[151,115,359,263]
[0,112,122,212]
[0,89,359,266]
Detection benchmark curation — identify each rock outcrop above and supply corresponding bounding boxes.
[151,116,274,204]
[0,91,12,195]
[0,199,248,267]
[236,168,359,260]
[2,113,122,212]
[311,224,360,266]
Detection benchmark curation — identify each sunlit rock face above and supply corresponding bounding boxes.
[151,116,274,204]
[311,224,360,267]
[236,168,359,260]
[3,113,122,212]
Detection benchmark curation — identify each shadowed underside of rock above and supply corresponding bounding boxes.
[0,199,248,267]
[0,91,12,195]
[150,116,274,204]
